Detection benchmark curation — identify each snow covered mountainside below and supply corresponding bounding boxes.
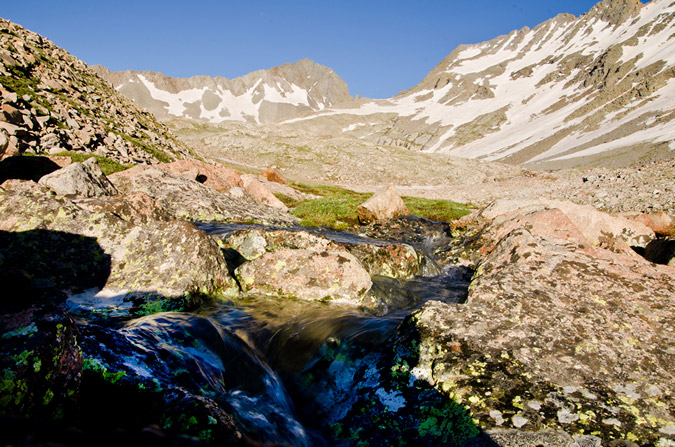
[93,59,352,124]
[282,0,675,169]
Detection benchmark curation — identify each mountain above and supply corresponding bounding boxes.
[281,0,675,169]
[93,59,352,124]
[0,18,197,164]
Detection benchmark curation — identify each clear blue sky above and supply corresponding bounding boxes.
[4,0,609,98]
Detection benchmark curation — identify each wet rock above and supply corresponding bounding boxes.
[0,182,236,319]
[283,318,481,446]
[236,249,372,305]
[357,184,410,224]
[77,312,309,445]
[109,166,295,224]
[38,157,117,197]
[241,174,287,210]
[155,159,243,193]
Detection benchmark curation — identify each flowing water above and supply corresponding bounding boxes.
[79,219,473,445]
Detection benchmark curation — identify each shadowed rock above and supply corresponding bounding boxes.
[0,180,236,319]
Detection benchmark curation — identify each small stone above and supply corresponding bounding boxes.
[526,400,542,411]
[489,410,504,426]
[512,414,528,428]
[645,385,662,397]
[603,418,622,427]
[557,409,580,424]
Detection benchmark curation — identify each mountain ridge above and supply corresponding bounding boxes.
[93,58,352,125]
[272,0,674,169]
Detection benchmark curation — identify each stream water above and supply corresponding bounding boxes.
[78,219,473,446]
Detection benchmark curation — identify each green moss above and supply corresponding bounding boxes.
[82,358,126,384]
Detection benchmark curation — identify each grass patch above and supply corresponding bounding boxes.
[403,196,472,222]
[284,183,472,230]
[117,132,173,163]
[53,152,134,175]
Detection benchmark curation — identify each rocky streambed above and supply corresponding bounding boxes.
[1,157,674,446]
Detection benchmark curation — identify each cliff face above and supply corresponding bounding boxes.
[93,58,352,124]
[0,18,196,164]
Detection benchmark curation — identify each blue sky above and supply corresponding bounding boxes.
[5,0,608,98]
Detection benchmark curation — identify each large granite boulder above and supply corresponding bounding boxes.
[0,181,236,319]
[471,198,654,248]
[404,203,675,445]
[109,166,295,224]
[357,184,410,224]
[37,158,117,197]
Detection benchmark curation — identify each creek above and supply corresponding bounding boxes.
[77,218,474,446]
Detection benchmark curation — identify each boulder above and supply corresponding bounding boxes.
[622,211,674,236]
[236,249,372,305]
[469,198,655,249]
[219,228,422,279]
[155,159,243,193]
[0,182,237,319]
[260,168,286,185]
[76,312,309,445]
[38,157,117,197]
[0,129,8,157]
[109,166,295,225]
[241,174,288,210]
[406,224,675,445]
[357,184,410,224]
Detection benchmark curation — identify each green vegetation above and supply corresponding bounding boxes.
[277,183,472,230]
[117,132,173,163]
[0,65,38,97]
[53,151,134,175]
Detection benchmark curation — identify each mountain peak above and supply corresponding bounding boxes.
[587,0,643,25]
[96,59,351,124]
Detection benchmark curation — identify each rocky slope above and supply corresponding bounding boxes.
[93,58,352,125]
[0,18,197,164]
[279,0,675,170]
